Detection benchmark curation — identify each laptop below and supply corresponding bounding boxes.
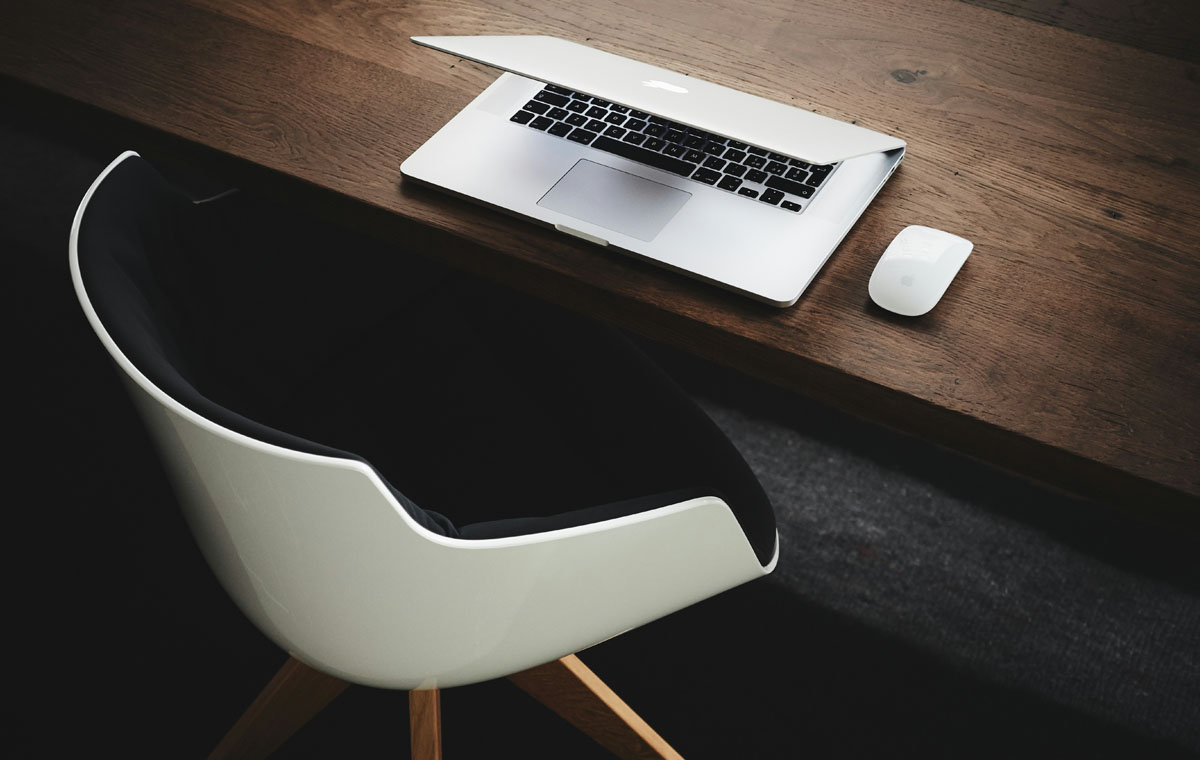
[401,35,906,307]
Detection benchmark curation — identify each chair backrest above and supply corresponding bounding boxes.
[71,152,773,689]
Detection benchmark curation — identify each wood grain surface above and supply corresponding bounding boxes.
[962,0,1200,62]
[3,0,1197,518]
[409,689,443,760]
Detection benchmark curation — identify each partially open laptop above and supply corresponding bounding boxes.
[402,36,905,307]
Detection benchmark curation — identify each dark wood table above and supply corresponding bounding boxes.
[4,0,1198,519]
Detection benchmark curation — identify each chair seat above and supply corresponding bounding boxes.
[267,272,773,556]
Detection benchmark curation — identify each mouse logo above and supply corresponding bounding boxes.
[901,274,915,287]
[642,79,688,94]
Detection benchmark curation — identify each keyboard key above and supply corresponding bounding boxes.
[744,155,766,168]
[760,188,784,204]
[530,116,553,130]
[548,121,573,137]
[785,167,809,182]
[724,148,747,163]
[765,175,815,197]
[780,200,802,212]
[724,163,747,177]
[765,161,787,175]
[707,136,727,146]
[807,165,833,186]
[605,112,627,125]
[591,98,612,108]
[703,155,726,170]
[702,142,724,155]
[625,119,647,132]
[788,158,811,169]
[768,152,789,162]
[568,128,596,145]
[610,104,629,114]
[644,123,665,137]
[717,175,743,192]
[534,91,570,107]
[604,125,627,138]
[629,110,650,120]
[727,140,748,150]
[585,119,607,132]
[586,106,607,119]
[570,91,590,100]
[648,115,668,124]
[510,110,534,124]
[692,167,721,184]
[664,143,686,157]
[737,187,759,198]
[548,107,569,120]
[523,100,550,114]
[747,146,768,156]
[684,149,705,163]
[566,113,588,126]
[683,134,705,149]
[590,135,695,176]
[566,100,588,113]
[745,169,768,183]
[622,131,648,145]
[644,137,666,151]
[545,84,573,96]
[665,129,686,142]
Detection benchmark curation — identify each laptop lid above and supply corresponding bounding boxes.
[411,35,905,166]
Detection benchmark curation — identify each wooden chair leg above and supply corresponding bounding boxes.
[409,689,443,760]
[507,654,684,760]
[208,655,349,760]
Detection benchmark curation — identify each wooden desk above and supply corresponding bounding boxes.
[4,0,1198,517]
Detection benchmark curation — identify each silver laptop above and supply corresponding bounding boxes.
[402,35,905,307]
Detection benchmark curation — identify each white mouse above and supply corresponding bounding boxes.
[869,225,973,316]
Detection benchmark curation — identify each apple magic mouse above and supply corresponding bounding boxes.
[868,225,973,316]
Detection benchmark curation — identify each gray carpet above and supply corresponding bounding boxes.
[4,91,1198,758]
[667,350,1200,752]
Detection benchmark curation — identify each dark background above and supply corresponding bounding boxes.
[3,62,1198,760]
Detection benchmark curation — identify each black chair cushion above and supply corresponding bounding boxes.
[76,155,776,564]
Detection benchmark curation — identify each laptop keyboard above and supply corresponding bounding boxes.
[510,84,837,213]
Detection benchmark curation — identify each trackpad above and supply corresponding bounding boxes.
[537,159,691,242]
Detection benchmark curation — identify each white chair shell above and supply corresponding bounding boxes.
[70,151,778,691]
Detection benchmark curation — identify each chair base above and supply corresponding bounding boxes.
[208,656,348,760]
[209,654,683,759]
[508,654,684,760]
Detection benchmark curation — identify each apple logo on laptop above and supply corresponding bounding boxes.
[642,79,689,94]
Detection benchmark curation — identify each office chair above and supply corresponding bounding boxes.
[70,151,778,759]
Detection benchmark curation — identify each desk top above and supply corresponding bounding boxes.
[4,0,1198,516]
